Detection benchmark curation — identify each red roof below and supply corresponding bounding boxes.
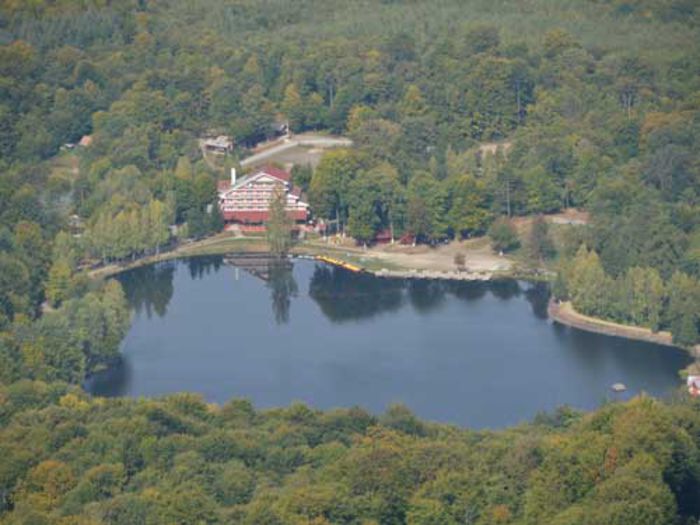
[260,165,290,182]
[375,229,393,243]
[290,187,302,198]
[217,180,230,191]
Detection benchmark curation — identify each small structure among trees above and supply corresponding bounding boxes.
[203,135,234,155]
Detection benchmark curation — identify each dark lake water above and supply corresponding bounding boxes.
[85,256,692,428]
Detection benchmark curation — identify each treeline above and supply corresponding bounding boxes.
[308,149,493,243]
[78,157,221,263]
[86,199,171,263]
[0,222,51,330]
[0,385,699,524]
[0,280,130,385]
[0,0,697,276]
[556,245,700,346]
[0,0,695,353]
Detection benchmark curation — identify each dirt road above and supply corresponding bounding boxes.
[241,134,352,167]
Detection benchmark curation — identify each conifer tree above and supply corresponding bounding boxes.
[266,186,293,258]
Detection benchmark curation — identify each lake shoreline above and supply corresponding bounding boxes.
[89,238,696,361]
[89,233,533,282]
[548,300,700,358]
[89,256,691,428]
[88,235,271,280]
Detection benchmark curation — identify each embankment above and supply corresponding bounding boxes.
[548,300,699,357]
[372,268,494,281]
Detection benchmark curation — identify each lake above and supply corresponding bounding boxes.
[85,256,692,428]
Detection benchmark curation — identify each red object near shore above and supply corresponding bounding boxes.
[374,229,393,244]
[399,233,415,245]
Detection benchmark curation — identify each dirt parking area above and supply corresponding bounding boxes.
[257,145,326,169]
[317,237,513,274]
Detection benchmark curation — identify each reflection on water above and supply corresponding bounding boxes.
[84,256,692,428]
[524,282,550,319]
[85,357,131,398]
[309,265,405,322]
[117,256,552,326]
[120,262,175,319]
[268,260,298,324]
[187,256,223,280]
[489,278,521,300]
[407,280,447,313]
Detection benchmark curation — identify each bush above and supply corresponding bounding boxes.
[488,217,520,253]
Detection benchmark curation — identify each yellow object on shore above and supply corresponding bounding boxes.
[316,255,363,273]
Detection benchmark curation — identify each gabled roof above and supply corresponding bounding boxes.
[260,165,290,182]
[218,166,292,197]
[219,173,279,196]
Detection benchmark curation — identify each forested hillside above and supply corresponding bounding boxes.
[0,385,699,524]
[1,0,700,523]
[1,0,699,344]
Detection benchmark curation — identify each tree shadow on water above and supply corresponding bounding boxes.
[117,262,175,319]
[186,255,224,280]
[308,265,405,323]
[489,279,522,300]
[407,279,447,313]
[267,260,298,324]
[524,281,550,319]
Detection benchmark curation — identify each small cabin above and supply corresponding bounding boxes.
[374,229,393,244]
[272,120,289,137]
[203,135,234,155]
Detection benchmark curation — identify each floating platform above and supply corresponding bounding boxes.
[315,255,363,273]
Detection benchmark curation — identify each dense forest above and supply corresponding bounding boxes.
[1,384,700,525]
[1,0,700,523]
